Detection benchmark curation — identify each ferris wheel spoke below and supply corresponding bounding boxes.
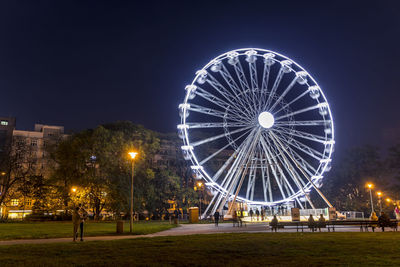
[206,73,255,119]
[261,62,271,91]
[268,77,298,112]
[188,103,250,123]
[231,61,257,116]
[216,128,257,184]
[195,87,247,117]
[274,103,321,121]
[273,89,310,115]
[199,129,251,165]
[211,149,239,182]
[248,60,260,112]
[264,66,285,110]
[246,158,257,200]
[267,132,308,188]
[274,120,329,127]
[263,135,299,197]
[275,132,322,175]
[272,130,323,160]
[190,126,252,147]
[270,131,333,208]
[259,135,287,199]
[227,129,261,210]
[259,151,271,202]
[186,122,249,129]
[275,126,328,144]
[219,63,255,114]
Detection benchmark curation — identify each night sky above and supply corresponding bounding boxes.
[0,1,399,157]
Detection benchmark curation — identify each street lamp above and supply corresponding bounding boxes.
[386,198,392,203]
[71,187,77,193]
[197,181,204,219]
[128,151,138,234]
[377,191,382,213]
[366,183,374,213]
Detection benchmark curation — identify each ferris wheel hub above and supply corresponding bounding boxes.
[258,112,275,128]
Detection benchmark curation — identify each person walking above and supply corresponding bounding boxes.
[270,215,278,232]
[239,208,244,227]
[308,214,316,232]
[249,209,254,222]
[256,209,260,221]
[214,210,220,227]
[261,208,265,221]
[79,204,88,241]
[72,207,80,242]
[232,209,238,227]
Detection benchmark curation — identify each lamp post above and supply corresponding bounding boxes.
[197,181,204,219]
[128,151,138,234]
[367,183,374,213]
[377,191,382,213]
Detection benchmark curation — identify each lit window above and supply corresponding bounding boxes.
[11,199,19,206]
[31,139,38,147]
[1,120,8,126]
[25,199,32,206]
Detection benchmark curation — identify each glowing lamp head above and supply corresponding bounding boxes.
[377,191,382,197]
[367,183,373,189]
[128,152,138,160]
[197,182,203,187]
[71,187,77,193]
[386,198,391,203]
[258,112,274,129]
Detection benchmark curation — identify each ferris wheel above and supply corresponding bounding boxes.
[178,48,335,216]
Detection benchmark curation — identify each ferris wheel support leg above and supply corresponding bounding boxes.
[270,132,333,208]
[227,130,261,215]
[217,130,257,214]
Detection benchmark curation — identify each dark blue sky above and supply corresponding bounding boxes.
[0,1,399,156]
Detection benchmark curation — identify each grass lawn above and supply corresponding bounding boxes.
[0,221,175,240]
[0,232,399,266]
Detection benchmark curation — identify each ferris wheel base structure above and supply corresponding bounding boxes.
[178,48,335,218]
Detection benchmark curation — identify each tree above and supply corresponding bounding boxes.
[0,136,38,210]
[321,145,390,213]
[49,121,160,219]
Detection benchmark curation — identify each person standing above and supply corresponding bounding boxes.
[249,209,254,222]
[79,204,88,241]
[232,209,238,227]
[256,209,260,221]
[270,215,278,232]
[72,207,80,242]
[261,208,265,221]
[214,210,220,227]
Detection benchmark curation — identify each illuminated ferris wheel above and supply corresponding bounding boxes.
[178,48,335,216]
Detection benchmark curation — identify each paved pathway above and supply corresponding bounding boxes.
[0,223,395,246]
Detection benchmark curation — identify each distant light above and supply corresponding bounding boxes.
[386,198,392,203]
[71,187,77,193]
[377,191,382,197]
[367,183,373,189]
[258,112,274,129]
[128,152,138,159]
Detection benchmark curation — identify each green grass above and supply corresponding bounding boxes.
[0,221,175,240]
[0,232,399,266]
